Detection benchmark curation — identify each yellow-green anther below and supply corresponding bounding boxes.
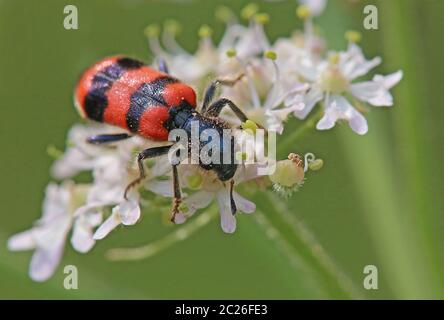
[241,119,259,134]
[254,13,270,25]
[187,174,203,189]
[164,19,181,35]
[264,50,277,61]
[328,53,340,65]
[236,151,248,162]
[296,5,311,19]
[198,24,213,38]
[144,24,160,38]
[345,30,362,43]
[215,6,233,22]
[241,3,259,20]
[226,49,237,58]
[178,202,189,213]
[308,159,324,171]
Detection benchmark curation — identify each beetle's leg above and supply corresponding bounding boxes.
[87,133,132,145]
[205,98,267,132]
[124,145,173,199]
[170,164,182,222]
[229,179,237,215]
[157,58,169,74]
[204,98,248,123]
[201,74,244,113]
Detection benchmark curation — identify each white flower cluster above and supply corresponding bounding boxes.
[8,124,270,281]
[149,2,401,135]
[8,124,174,281]
[8,0,402,281]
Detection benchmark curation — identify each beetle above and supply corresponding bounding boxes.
[75,56,250,222]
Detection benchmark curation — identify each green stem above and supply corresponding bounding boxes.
[254,191,363,299]
[106,208,218,261]
[378,0,444,296]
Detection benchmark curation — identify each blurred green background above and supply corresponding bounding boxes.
[1,0,443,299]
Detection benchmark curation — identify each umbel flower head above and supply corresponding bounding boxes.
[8,182,100,282]
[8,1,402,281]
[286,41,403,134]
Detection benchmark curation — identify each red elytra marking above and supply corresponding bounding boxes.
[75,56,120,117]
[163,82,197,108]
[138,106,170,140]
[104,66,163,129]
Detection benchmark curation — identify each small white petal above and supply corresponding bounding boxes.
[317,95,368,135]
[93,212,121,240]
[216,190,236,234]
[87,183,123,206]
[173,213,187,224]
[33,215,72,251]
[349,81,393,106]
[340,43,381,80]
[350,70,403,107]
[316,111,337,130]
[218,24,248,51]
[295,55,324,83]
[233,193,256,214]
[86,211,103,227]
[174,191,215,224]
[51,148,96,179]
[375,70,403,89]
[150,155,173,177]
[294,87,323,119]
[29,239,65,282]
[234,163,268,183]
[265,104,302,134]
[71,212,102,253]
[347,57,381,80]
[348,110,368,135]
[186,191,214,211]
[299,0,327,16]
[146,180,173,197]
[71,221,96,253]
[73,203,103,218]
[117,197,141,226]
[8,230,36,251]
[41,183,71,222]
[50,123,116,179]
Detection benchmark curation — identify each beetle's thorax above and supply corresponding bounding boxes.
[167,103,238,182]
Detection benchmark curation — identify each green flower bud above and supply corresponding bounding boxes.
[270,158,304,187]
[309,158,324,171]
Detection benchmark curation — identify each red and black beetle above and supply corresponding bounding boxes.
[75,56,249,221]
